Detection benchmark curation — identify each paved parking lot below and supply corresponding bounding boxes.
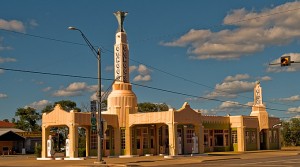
[0,150,299,166]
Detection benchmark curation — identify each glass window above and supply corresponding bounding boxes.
[215,134,224,146]
[269,130,273,143]
[105,129,110,137]
[232,131,237,144]
[106,139,110,150]
[273,130,278,142]
[251,131,256,143]
[91,131,97,149]
[143,137,149,149]
[246,131,250,143]
[150,128,155,136]
[111,128,115,149]
[214,130,223,133]
[121,129,125,149]
[136,139,141,149]
[204,134,209,147]
[224,134,229,146]
[150,138,154,148]
[187,129,194,143]
[143,128,148,134]
[136,128,141,136]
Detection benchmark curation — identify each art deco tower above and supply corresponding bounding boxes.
[107,11,137,127]
[250,81,269,130]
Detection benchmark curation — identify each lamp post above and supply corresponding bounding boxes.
[68,26,105,164]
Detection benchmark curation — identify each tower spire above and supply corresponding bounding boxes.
[114,11,128,32]
[113,11,129,83]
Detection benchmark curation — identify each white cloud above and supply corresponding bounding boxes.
[207,80,255,98]
[42,87,52,92]
[287,106,300,114]
[161,2,300,60]
[0,93,8,99]
[65,82,87,91]
[129,65,137,73]
[137,64,151,75]
[0,19,25,32]
[52,82,97,97]
[131,64,152,82]
[199,101,251,115]
[90,91,105,101]
[0,37,13,51]
[26,100,51,110]
[198,108,211,115]
[267,53,300,72]
[219,101,241,109]
[52,89,82,97]
[29,19,38,27]
[278,95,300,102]
[133,74,151,82]
[224,74,250,82]
[0,45,12,51]
[258,76,272,81]
[0,57,16,63]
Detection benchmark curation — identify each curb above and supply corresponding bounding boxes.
[201,157,241,162]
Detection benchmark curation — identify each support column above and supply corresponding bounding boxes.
[278,128,281,149]
[156,125,162,155]
[114,127,121,155]
[256,129,260,150]
[183,125,187,154]
[266,129,270,150]
[125,126,132,155]
[167,123,177,156]
[237,126,245,152]
[195,124,204,154]
[41,125,50,158]
[85,127,90,157]
[69,124,78,158]
[124,106,132,156]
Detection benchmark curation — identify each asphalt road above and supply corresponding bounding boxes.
[164,155,300,167]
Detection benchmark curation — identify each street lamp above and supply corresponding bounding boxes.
[68,26,105,164]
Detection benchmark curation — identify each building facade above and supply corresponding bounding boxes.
[40,11,281,158]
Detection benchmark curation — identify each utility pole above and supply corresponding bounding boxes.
[68,27,105,164]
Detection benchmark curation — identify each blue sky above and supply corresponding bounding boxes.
[1,0,300,121]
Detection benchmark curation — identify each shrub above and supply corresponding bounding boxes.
[35,144,42,157]
[78,148,86,157]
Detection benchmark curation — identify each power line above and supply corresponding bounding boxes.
[0,66,288,112]
[1,6,299,108]
[131,83,287,112]
[0,67,113,81]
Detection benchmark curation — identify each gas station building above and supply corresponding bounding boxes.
[40,11,281,158]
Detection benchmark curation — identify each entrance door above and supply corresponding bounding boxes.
[260,130,267,150]
[177,128,183,154]
[136,127,152,155]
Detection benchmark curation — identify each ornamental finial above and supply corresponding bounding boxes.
[114,11,128,32]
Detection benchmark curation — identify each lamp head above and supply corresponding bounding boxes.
[68,26,78,30]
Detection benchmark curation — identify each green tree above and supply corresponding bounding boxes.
[42,100,81,113]
[138,102,169,112]
[2,119,9,122]
[281,118,300,146]
[15,107,41,132]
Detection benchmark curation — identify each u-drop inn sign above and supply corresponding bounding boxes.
[114,11,129,83]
